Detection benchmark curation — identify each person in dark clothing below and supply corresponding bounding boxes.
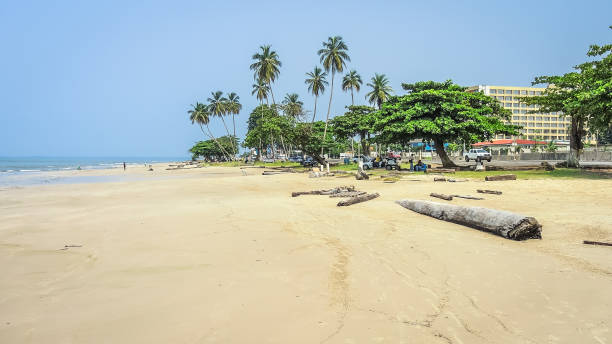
[123,162,126,171]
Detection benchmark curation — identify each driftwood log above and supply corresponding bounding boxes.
[292,186,355,197]
[477,189,502,195]
[329,191,366,198]
[583,240,612,247]
[433,177,446,182]
[427,168,456,173]
[337,193,379,206]
[430,193,453,201]
[396,199,542,240]
[452,195,484,200]
[485,174,517,181]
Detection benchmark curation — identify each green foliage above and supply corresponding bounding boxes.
[342,70,362,105]
[243,105,292,150]
[281,93,305,120]
[330,105,376,154]
[250,45,281,86]
[546,141,558,152]
[318,36,350,75]
[372,80,518,167]
[366,74,393,109]
[190,136,238,161]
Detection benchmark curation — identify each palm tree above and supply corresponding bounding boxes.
[281,93,304,120]
[252,81,270,104]
[250,45,281,104]
[188,102,230,160]
[366,73,393,109]
[225,92,242,155]
[305,66,328,123]
[318,36,350,141]
[207,91,235,157]
[342,70,362,106]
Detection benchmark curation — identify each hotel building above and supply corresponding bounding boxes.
[467,85,573,142]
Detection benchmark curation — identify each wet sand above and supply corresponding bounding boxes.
[1,165,611,343]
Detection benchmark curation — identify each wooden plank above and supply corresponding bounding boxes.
[477,189,502,195]
[485,174,516,181]
[583,240,612,247]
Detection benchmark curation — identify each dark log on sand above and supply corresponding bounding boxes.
[485,174,516,181]
[430,193,453,201]
[452,195,484,200]
[337,193,379,206]
[292,186,354,197]
[395,199,542,240]
[427,168,456,174]
[329,191,366,198]
[583,240,612,247]
[434,177,446,182]
[477,189,502,195]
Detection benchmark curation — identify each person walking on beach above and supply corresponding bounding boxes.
[123,162,126,171]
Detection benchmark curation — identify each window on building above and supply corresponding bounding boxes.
[512,103,519,107]
[521,116,527,120]
[543,123,550,127]
[528,104,535,109]
[536,116,542,121]
[498,90,504,94]
[520,110,527,114]
[535,91,542,95]
[520,90,527,95]
[505,96,512,101]
[513,90,519,95]
[535,123,542,127]
[543,129,550,133]
[528,91,535,95]
[512,116,519,120]
[551,130,557,133]
[521,104,527,108]
[513,109,519,114]
[528,116,535,121]
[490,89,497,94]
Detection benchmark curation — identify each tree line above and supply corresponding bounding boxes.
[189,28,611,167]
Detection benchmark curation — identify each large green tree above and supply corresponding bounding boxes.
[520,29,611,166]
[250,45,281,104]
[305,66,328,123]
[330,105,375,156]
[281,93,304,120]
[190,136,238,161]
[373,80,519,167]
[342,70,362,106]
[318,36,350,142]
[188,102,231,160]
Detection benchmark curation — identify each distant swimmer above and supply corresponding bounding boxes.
[123,162,126,171]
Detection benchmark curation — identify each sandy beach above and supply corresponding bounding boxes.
[1,165,611,343]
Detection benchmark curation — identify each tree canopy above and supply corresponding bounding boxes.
[373,80,519,167]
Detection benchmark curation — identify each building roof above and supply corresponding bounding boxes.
[472,139,547,146]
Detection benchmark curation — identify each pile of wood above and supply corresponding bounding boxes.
[291,185,380,207]
[396,199,542,240]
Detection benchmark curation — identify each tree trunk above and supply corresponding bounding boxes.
[311,95,318,123]
[232,113,237,157]
[351,89,354,106]
[568,116,584,168]
[434,139,457,168]
[360,133,368,157]
[269,83,276,105]
[204,124,231,161]
[219,116,235,159]
[396,199,542,241]
[322,71,335,143]
[337,193,379,206]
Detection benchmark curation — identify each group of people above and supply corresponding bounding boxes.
[409,157,427,172]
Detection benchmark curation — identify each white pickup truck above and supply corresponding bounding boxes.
[464,149,492,162]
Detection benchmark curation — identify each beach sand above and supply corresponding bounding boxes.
[1,165,611,343]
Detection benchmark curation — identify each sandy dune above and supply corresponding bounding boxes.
[1,166,611,343]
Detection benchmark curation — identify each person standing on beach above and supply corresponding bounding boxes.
[123,162,126,171]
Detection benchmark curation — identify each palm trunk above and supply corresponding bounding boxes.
[204,124,231,161]
[351,88,354,106]
[323,71,335,142]
[219,116,235,159]
[269,83,276,105]
[434,139,457,168]
[311,95,318,123]
[232,113,238,158]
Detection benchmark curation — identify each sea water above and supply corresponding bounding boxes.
[0,156,188,187]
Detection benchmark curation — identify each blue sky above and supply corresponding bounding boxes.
[1,0,610,157]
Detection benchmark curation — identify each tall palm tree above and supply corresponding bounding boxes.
[318,36,350,142]
[207,91,235,157]
[366,73,393,109]
[342,70,362,106]
[188,102,230,160]
[305,66,328,123]
[252,81,270,104]
[281,93,304,120]
[225,92,242,155]
[250,45,281,104]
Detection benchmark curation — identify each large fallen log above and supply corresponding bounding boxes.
[433,177,446,182]
[430,193,453,201]
[329,191,366,198]
[427,168,456,174]
[485,174,516,181]
[395,199,542,240]
[451,195,484,200]
[477,189,502,195]
[355,170,369,180]
[583,240,612,247]
[337,193,379,206]
[292,186,354,197]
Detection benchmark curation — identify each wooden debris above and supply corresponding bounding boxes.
[395,199,542,240]
[427,168,456,174]
[433,177,446,182]
[451,195,484,200]
[329,191,367,198]
[477,189,502,195]
[430,193,453,201]
[292,186,354,197]
[485,174,516,181]
[583,240,612,247]
[337,193,380,206]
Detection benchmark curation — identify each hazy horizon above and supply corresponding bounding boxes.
[1,0,610,156]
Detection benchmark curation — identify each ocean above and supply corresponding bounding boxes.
[0,156,189,187]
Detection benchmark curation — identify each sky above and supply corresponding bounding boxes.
[1,0,610,157]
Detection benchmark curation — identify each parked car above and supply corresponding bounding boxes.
[301,157,318,167]
[289,156,304,163]
[387,152,401,159]
[362,158,374,170]
[464,149,492,162]
[352,155,370,163]
[385,157,401,170]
